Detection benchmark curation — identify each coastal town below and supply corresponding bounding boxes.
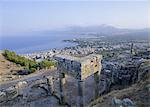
[24,36,149,63]
[0,0,150,107]
[0,32,150,107]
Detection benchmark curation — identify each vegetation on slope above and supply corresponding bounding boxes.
[3,50,56,74]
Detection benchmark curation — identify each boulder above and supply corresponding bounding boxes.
[15,81,28,97]
[15,81,28,89]
[122,98,134,106]
[5,86,16,93]
[111,97,122,106]
[0,91,6,102]
[5,86,18,100]
[146,84,150,92]
[17,70,30,75]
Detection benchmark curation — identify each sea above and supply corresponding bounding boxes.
[0,31,84,54]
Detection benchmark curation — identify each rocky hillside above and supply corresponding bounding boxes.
[0,52,24,83]
[89,60,150,107]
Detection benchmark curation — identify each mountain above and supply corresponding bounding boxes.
[66,25,150,37]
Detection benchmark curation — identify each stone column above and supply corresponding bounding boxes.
[46,76,54,95]
[94,71,99,99]
[50,77,55,94]
[77,80,84,107]
[59,72,66,104]
[46,77,51,95]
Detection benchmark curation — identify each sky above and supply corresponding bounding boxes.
[0,0,150,36]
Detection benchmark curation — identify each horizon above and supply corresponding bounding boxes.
[0,0,149,36]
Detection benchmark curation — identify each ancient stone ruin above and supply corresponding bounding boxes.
[55,54,102,107]
[0,54,102,107]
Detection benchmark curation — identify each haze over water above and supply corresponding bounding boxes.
[1,32,83,54]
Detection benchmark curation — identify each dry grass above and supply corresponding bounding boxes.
[89,59,150,107]
[89,80,150,107]
[0,53,23,82]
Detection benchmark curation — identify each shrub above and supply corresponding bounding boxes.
[3,50,56,73]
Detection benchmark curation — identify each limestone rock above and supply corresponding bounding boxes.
[122,98,134,106]
[15,81,28,89]
[146,84,150,92]
[6,86,16,93]
[5,86,18,100]
[111,97,122,106]
[26,87,48,101]
[0,91,6,102]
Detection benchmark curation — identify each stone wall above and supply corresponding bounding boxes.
[55,54,102,107]
[0,77,54,105]
[55,54,102,80]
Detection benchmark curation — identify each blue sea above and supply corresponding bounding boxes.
[0,31,84,54]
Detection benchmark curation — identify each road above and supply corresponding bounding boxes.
[0,68,57,89]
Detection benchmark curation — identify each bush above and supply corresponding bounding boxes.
[4,50,36,69]
[30,68,36,73]
[3,50,56,73]
[38,60,56,69]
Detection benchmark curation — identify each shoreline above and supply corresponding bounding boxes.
[8,40,79,55]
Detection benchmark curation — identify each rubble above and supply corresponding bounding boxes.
[0,91,6,102]
[15,81,28,89]
[111,97,122,106]
[122,98,134,107]
[112,97,134,107]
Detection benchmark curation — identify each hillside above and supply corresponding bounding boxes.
[0,50,56,83]
[89,80,150,107]
[0,52,24,83]
[89,60,150,107]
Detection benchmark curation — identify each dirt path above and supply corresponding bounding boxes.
[0,68,57,89]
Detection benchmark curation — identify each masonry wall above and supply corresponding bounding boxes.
[81,56,102,80]
[56,54,102,80]
[57,58,81,79]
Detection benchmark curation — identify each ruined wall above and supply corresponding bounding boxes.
[0,54,103,107]
[56,57,81,79]
[55,54,102,80]
[0,77,55,105]
[55,54,102,106]
[81,55,102,80]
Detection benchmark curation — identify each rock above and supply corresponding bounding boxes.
[26,87,47,101]
[15,81,28,89]
[6,86,16,93]
[111,97,122,106]
[122,98,134,106]
[15,81,28,97]
[5,86,18,100]
[0,91,6,97]
[0,91,6,102]
[146,84,150,92]
[17,70,30,75]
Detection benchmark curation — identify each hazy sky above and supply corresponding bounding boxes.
[0,0,150,36]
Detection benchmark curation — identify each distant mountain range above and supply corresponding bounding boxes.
[20,25,149,38]
[66,25,150,37]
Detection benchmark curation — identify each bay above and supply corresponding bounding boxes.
[0,31,82,54]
